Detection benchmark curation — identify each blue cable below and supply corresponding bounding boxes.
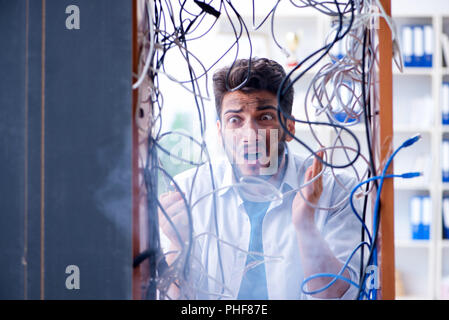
[301,171,419,297]
[301,241,369,295]
[349,172,422,245]
[358,134,422,300]
[301,135,422,299]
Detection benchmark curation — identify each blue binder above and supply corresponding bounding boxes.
[442,82,449,125]
[443,198,449,239]
[423,25,433,67]
[402,24,433,67]
[410,196,422,239]
[413,25,425,67]
[421,196,431,240]
[443,140,449,183]
[402,25,414,67]
[410,196,431,240]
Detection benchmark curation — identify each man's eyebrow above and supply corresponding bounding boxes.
[256,105,277,112]
[223,108,243,115]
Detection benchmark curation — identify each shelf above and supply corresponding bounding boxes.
[391,8,449,302]
[393,126,433,134]
[393,67,434,76]
[396,295,431,300]
[394,183,430,191]
[344,125,432,135]
[395,240,431,248]
[303,123,432,135]
[330,123,365,133]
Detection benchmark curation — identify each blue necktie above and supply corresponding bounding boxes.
[237,201,271,300]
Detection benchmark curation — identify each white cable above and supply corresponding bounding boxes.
[133,0,155,90]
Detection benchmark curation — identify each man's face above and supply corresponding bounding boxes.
[217,90,295,177]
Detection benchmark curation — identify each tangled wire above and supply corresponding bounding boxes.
[131,0,401,300]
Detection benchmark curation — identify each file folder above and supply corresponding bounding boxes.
[410,196,422,239]
[443,82,449,125]
[421,196,431,240]
[410,196,431,240]
[402,25,414,67]
[333,81,357,124]
[423,25,433,67]
[413,25,424,66]
[402,24,433,67]
[443,198,449,239]
[443,140,449,183]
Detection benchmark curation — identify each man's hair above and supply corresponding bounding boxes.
[212,57,294,119]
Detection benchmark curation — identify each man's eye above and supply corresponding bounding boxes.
[228,116,240,124]
[260,114,274,121]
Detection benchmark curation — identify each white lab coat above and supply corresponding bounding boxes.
[163,145,364,300]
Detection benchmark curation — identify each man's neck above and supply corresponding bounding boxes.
[231,148,288,189]
[264,149,288,188]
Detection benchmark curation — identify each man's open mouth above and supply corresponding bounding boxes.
[244,152,262,161]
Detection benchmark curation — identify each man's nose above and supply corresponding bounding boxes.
[241,120,261,144]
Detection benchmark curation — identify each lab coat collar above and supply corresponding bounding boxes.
[217,144,301,205]
[280,144,301,192]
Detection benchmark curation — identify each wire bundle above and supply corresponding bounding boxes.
[131,0,407,300]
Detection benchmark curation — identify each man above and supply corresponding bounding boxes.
[158,58,362,300]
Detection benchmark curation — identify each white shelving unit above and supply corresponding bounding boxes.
[391,8,449,299]
[282,9,445,300]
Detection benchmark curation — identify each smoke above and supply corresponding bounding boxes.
[93,124,133,240]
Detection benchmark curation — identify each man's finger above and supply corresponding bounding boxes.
[159,191,183,206]
[164,199,188,218]
[158,200,188,230]
[304,166,313,182]
[314,151,324,177]
[311,153,319,178]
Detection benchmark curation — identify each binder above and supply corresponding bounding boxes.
[442,33,449,67]
[329,21,345,63]
[410,196,422,239]
[443,140,449,183]
[423,25,433,67]
[334,81,357,124]
[443,198,449,239]
[402,24,433,67]
[410,196,431,240]
[421,196,431,240]
[413,25,424,66]
[402,25,414,67]
[442,82,449,125]
[337,39,344,60]
[330,38,344,62]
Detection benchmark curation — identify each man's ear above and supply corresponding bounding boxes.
[284,116,296,142]
[217,119,223,145]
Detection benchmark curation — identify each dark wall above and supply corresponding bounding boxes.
[0,0,133,299]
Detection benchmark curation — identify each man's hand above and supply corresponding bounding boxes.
[292,151,324,230]
[292,151,351,298]
[158,190,190,299]
[158,190,189,250]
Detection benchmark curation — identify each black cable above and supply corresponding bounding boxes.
[358,26,379,291]
[275,0,361,170]
[356,25,384,300]
[223,0,253,92]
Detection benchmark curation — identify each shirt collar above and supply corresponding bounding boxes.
[280,144,301,192]
[217,144,301,201]
[218,157,234,197]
